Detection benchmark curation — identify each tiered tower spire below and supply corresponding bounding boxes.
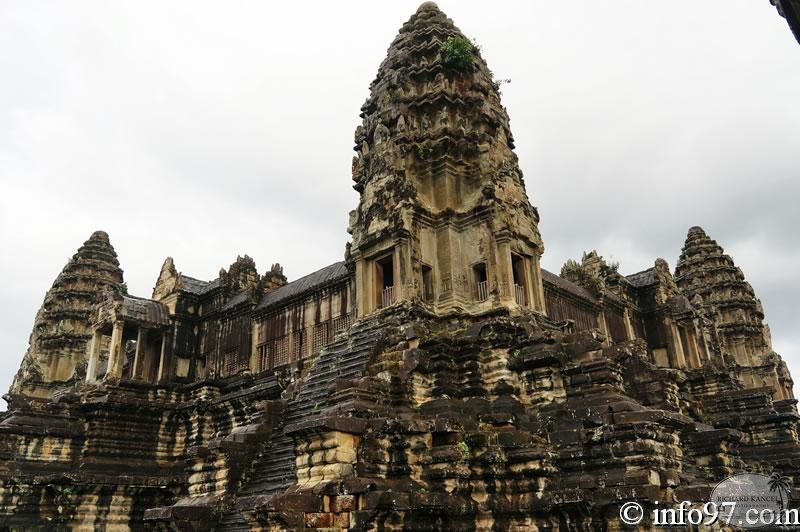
[675,226,793,398]
[348,2,544,316]
[8,231,124,400]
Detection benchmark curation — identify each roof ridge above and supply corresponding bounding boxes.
[179,273,212,283]
[256,261,349,311]
[625,266,656,278]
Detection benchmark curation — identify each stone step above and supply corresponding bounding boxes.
[216,321,388,526]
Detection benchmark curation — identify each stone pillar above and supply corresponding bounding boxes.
[531,252,546,312]
[436,226,455,307]
[131,327,147,380]
[447,233,467,306]
[86,328,102,383]
[686,329,702,369]
[396,238,413,302]
[667,321,687,369]
[355,257,367,317]
[521,256,535,309]
[157,331,168,383]
[105,320,125,381]
[249,321,260,373]
[623,308,636,341]
[597,311,611,347]
[496,239,514,305]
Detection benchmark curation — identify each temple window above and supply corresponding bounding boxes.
[511,253,527,306]
[274,336,289,367]
[223,349,241,375]
[331,313,353,334]
[473,262,488,301]
[312,322,330,353]
[291,330,305,361]
[257,335,290,371]
[375,253,395,308]
[256,343,269,372]
[422,264,434,303]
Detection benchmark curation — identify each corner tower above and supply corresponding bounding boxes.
[8,231,124,400]
[348,2,544,316]
[675,226,794,399]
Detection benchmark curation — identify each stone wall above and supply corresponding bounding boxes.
[0,374,286,529]
[240,308,800,531]
[1,2,797,530]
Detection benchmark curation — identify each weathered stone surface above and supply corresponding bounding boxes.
[8,231,124,401]
[346,1,546,318]
[676,226,795,399]
[0,3,798,531]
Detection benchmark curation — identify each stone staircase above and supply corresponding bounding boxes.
[142,376,285,529]
[218,318,388,529]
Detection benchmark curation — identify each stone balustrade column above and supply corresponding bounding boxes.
[86,328,102,383]
[105,320,125,380]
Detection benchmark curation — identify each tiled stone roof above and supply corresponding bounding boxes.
[221,291,251,311]
[179,275,219,295]
[541,268,595,302]
[626,268,657,288]
[256,261,349,311]
[120,295,170,326]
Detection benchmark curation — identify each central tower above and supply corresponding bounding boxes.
[348,2,544,316]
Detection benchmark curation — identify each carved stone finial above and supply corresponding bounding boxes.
[687,225,707,238]
[221,255,260,293]
[152,257,180,300]
[560,251,612,298]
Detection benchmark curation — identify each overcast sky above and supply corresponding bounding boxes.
[1,1,798,399]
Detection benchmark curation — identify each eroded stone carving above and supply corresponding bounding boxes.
[7,231,124,401]
[0,3,797,530]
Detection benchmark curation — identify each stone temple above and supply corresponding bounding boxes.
[1,3,798,530]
